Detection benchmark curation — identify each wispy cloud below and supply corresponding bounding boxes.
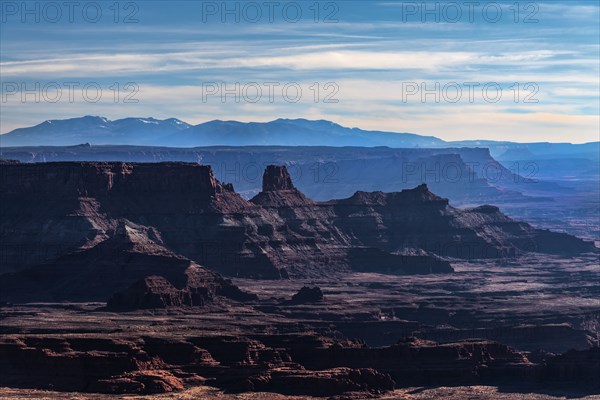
[3,48,596,77]
[1,0,598,143]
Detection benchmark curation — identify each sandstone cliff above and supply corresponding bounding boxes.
[0,162,595,302]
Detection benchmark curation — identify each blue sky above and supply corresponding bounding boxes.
[1,0,599,143]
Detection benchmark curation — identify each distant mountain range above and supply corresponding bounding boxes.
[1,116,598,160]
[0,116,191,147]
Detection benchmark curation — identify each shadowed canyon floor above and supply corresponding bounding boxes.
[1,256,599,398]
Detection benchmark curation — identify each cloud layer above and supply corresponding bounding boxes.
[1,1,598,142]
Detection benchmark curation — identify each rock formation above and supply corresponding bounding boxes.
[0,162,596,303]
[3,332,596,396]
[0,219,256,305]
[0,334,397,396]
[291,286,324,303]
[262,165,295,191]
[107,264,257,310]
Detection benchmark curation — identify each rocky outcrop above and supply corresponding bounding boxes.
[108,276,184,309]
[0,336,204,394]
[262,165,295,191]
[0,161,227,198]
[107,265,257,310]
[327,185,594,259]
[251,164,316,208]
[0,162,595,290]
[0,334,396,396]
[285,337,532,386]
[107,273,249,310]
[7,332,596,397]
[0,219,256,305]
[291,286,324,303]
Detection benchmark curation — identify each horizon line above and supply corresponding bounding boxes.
[1,115,598,146]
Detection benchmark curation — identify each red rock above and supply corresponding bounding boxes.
[2,332,597,396]
[291,286,324,303]
[0,162,595,290]
[107,263,258,310]
[262,165,295,191]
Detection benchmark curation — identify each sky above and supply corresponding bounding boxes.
[0,0,599,143]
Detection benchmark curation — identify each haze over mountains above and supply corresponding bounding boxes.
[2,116,598,161]
[0,116,191,147]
